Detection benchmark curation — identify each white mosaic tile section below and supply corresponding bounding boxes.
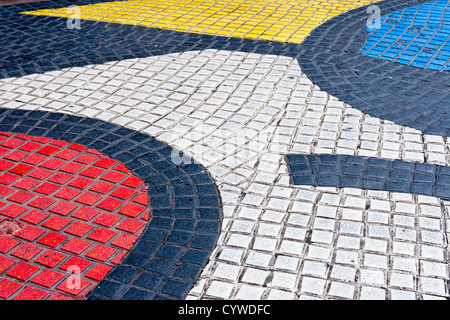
[0,49,449,300]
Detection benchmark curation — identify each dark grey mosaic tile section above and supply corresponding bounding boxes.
[0,0,449,299]
[286,153,450,200]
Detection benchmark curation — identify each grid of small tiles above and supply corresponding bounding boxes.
[0,132,149,300]
[22,0,381,44]
[286,153,450,200]
[360,0,450,72]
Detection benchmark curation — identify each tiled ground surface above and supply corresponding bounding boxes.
[0,0,449,301]
[0,49,449,300]
[297,0,450,137]
[286,154,450,200]
[0,0,303,79]
[361,0,450,72]
[23,0,381,44]
[0,132,150,299]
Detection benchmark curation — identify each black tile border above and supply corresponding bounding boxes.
[0,107,222,300]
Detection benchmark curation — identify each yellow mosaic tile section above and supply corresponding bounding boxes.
[22,0,381,44]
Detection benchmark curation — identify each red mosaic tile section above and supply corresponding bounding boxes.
[0,133,150,300]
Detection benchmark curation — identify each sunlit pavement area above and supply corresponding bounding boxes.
[0,0,449,300]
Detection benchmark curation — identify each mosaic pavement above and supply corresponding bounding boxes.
[22,0,379,44]
[0,131,151,299]
[0,0,449,300]
[360,0,450,72]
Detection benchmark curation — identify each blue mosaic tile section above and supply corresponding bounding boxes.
[298,0,450,137]
[360,0,450,72]
[286,153,450,200]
